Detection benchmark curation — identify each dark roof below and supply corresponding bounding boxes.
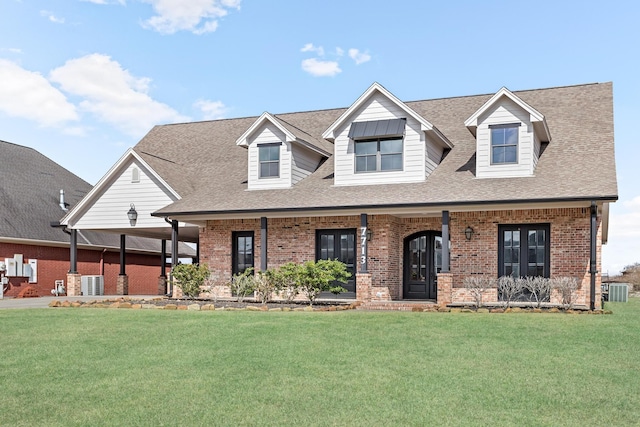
[0,140,194,255]
[132,83,617,216]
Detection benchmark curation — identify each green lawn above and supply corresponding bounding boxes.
[1,300,639,426]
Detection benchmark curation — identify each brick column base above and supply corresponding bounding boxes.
[158,276,167,295]
[437,272,453,306]
[356,273,372,302]
[116,275,129,295]
[66,273,82,296]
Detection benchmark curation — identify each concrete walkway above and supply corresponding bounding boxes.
[0,295,162,309]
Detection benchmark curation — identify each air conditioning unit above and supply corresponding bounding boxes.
[81,275,104,296]
[608,284,629,303]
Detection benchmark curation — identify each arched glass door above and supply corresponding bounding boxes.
[403,232,442,300]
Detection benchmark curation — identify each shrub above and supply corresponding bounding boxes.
[552,277,579,309]
[172,263,210,299]
[253,270,278,305]
[497,276,522,308]
[297,259,351,306]
[463,276,496,309]
[271,262,301,302]
[523,276,551,308]
[229,268,256,302]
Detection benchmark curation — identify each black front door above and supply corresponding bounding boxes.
[316,229,356,298]
[403,232,442,300]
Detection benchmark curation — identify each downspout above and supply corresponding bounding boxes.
[590,201,597,310]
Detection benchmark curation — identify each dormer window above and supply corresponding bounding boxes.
[258,144,280,178]
[355,137,403,172]
[490,124,519,164]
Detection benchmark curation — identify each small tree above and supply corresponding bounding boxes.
[172,263,210,299]
[552,277,579,309]
[297,259,351,306]
[229,268,256,303]
[462,276,496,309]
[523,276,551,308]
[497,276,523,308]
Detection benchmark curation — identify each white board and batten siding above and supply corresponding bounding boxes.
[333,93,426,186]
[247,123,292,190]
[475,97,537,179]
[72,161,177,230]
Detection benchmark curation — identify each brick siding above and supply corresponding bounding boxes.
[1,242,165,297]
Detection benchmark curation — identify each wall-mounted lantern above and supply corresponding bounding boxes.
[127,203,138,226]
[366,229,373,241]
[465,226,474,241]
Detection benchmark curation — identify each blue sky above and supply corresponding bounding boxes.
[1,0,638,274]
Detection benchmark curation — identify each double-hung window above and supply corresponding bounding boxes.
[490,124,519,164]
[258,144,280,178]
[355,137,403,173]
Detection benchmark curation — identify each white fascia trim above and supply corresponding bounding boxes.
[235,112,296,147]
[322,82,451,148]
[60,148,180,227]
[464,87,551,141]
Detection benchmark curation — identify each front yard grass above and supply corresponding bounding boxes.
[1,299,639,426]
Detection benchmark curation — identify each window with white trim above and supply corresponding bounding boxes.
[490,124,519,164]
[355,137,403,173]
[258,144,280,178]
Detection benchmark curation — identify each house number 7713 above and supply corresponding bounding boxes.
[360,226,367,265]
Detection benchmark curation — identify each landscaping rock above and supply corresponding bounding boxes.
[48,300,61,307]
[450,308,462,313]
[119,302,132,309]
[201,304,214,311]
[477,308,490,313]
[187,304,201,311]
[269,308,282,312]
[548,307,561,313]
[164,304,178,310]
[61,301,71,308]
[71,302,82,308]
[490,308,505,313]
[177,305,187,310]
[460,308,473,313]
[132,304,142,309]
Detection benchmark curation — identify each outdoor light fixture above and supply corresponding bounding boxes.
[127,203,138,226]
[366,229,373,241]
[465,226,474,241]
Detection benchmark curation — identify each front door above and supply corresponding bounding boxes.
[403,232,442,300]
[316,229,356,298]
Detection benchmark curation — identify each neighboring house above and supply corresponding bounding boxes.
[0,140,192,297]
[60,82,617,308]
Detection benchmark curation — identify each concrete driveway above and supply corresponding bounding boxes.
[0,295,161,309]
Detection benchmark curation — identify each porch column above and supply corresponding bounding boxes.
[360,213,368,273]
[590,201,597,310]
[119,234,126,276]
[117,234,128,295]
[69,229,78,274]
[441,210,450,272]
[160,239,167,278]
[66,229,81,296]
[170,220,179,297]
[260,217,268,271]
[195,235,200,265]
[158,239,167,295]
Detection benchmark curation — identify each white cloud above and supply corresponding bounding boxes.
[0,59,78,127]
[301,58,341,77]
[140,0,241,34]
[300,43,324,56]
[194,99,227,120]
[335,47,344,56]
[40,10,65,24]
[348,48,371,65]
[49,53,189,136]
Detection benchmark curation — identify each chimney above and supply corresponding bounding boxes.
[59,189,68,212]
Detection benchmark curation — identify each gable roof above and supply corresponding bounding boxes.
[124,83,616,219]
[236,112,332,156]
[0,140,193,256]
[464,86,552,142]
[322,82,453,148]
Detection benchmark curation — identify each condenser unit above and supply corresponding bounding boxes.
[608,284,629,303]
[81,275,104,296]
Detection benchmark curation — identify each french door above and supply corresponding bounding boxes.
[403,232,442,300]
[316,229,356,297]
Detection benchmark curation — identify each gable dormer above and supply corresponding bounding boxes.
[323,83,452,187]
[465,87,551,179]
[236,112,330,190]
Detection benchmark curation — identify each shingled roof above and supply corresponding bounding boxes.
[132,83,617,217]
[0,140,193,255]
